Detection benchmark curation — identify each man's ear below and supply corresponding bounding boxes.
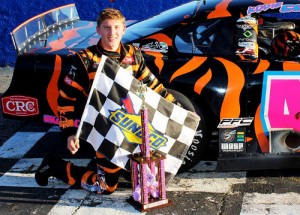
[123,25,126,34]
[96,26,101,35]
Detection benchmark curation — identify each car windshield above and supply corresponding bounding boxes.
[123,1,199,42]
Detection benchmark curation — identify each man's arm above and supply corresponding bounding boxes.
[58,52,90,153]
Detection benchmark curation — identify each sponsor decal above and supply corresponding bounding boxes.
[219,127,246,153]
[43,114,80,127]
[221,129,236,142]
[68,65,77,75]
[247,2,283,15]
[141,41,168,53]
[1,96,39,116]
[64,76,73,85]
[122,56,135,64]
[108,109,167,149]
[261,71,300,133]
[280,4,300,13]
[248,2,300,15]
[132,43,140,48]
[236,24,253,31]
[92,62,99,69]
[217,117,254,128]
[108,95,167,150]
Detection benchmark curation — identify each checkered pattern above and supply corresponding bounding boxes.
[76,56,200,182]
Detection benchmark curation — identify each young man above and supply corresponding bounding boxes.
[35,8,179,194]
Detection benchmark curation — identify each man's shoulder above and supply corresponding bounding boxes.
[123,43,142,55]
[78,45,98,55]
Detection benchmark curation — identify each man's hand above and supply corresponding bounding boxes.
[67,135,80,154]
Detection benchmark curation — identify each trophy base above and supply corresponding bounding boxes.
[127,196,173,212]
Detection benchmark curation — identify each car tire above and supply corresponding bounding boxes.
[167,89,207,173]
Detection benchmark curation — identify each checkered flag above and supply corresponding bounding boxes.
[76,55,200,183]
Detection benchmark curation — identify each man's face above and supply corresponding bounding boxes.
[96,19,125,51]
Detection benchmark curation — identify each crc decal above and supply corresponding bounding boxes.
[1,96,39,116]
[261,71,300,133]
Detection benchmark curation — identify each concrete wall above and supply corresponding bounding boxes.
[0,0,188,66]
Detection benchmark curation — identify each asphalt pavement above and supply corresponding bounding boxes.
[1,67,300,215]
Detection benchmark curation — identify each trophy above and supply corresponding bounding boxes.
[128,82,172,212]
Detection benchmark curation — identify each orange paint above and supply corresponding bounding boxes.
[48,29,80,52]
[144,51,164,74]
[48,22,95,52]
[246,137,253,142]
[254,104,269,152]
[256,0,277,4]
[283,61,300,71]
[170,57,207,83]
[253,60,270,74]
[47,55,61,116]
[216,58,244,119]
[194,69,212,95]
[207,0,232,19]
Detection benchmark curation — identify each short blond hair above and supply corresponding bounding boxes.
[97,8,125,27]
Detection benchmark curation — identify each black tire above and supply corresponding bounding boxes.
[167,89,207,173]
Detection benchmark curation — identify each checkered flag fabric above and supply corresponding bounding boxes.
[76,55,200,182]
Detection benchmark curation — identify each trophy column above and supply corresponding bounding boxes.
[128,82,172,212]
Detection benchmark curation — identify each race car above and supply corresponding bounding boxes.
[2,0,300,172]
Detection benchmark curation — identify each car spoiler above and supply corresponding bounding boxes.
[11,4,80,55]
[10,4,138,55]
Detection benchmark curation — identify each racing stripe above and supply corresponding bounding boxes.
[253,60,270,74]
[170,57,207,82]
[216,58,244,119]
[71,81,88,97]
[58,106,75,112]
[194,69,212,95]
[47,55,61,116]
[59,90,76,101]
[283,61,300,71]
[207,0,232,19]
[144,51,164,74]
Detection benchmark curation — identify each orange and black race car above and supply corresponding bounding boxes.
[2,0,300,172]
